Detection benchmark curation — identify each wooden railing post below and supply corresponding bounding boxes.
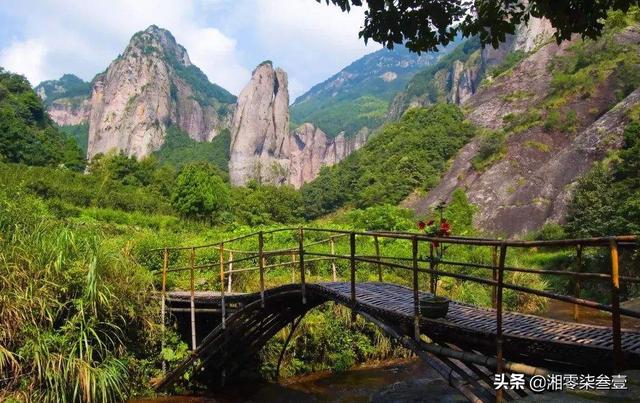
[259,231,265,308]
[330,237,338,282]
[291,252,296,283]
[161,248,168,374]
[610,238,623,370]
[299,228,306,304]
[412,236,420,341]
[496,243,507,403]
[374,235,382,282]
[492,245,498,309]
[219,244,226,329]
[227,251,233,293]
[350,232,357,322]
[574,245,582,321]
[189,247,197,350]
[429,242,436,295]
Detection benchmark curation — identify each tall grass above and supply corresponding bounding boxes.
[0,190,164,401]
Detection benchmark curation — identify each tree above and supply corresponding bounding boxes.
[171,163,231,221]
[319,0,640,52]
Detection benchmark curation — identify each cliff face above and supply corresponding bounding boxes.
[229,62,290,185]
[229,62,368,188]
[283,124,368,187]
[86,25,235,159]
[403,24,640,236]
[47,97,91,126]
[389,18,554,118]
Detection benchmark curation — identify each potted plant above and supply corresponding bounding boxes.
[417,203,451,318]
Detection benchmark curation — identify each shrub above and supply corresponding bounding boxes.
[171,162,231,222]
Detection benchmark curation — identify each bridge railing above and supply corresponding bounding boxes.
[153,229,639,375]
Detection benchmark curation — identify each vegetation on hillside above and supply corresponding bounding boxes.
[566,120,640,237]
[0,68,85,170]
[153,126,230,172]
[301,104,476,218]
[291,95,387,137]
[290,44,449,137]
[404,37,482,103]
[35,73,92,105]
[59,122,89,154]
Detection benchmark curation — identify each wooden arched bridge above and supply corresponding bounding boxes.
[152,228,640,402]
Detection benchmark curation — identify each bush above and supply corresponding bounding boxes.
[345,204,415,231]
[171,162,231,222]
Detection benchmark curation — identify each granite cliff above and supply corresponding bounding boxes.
[403,22,640,236]
[229,62,368,187]
[86,25,236,159]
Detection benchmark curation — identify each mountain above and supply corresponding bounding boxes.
[35,74,92,126]
[35,74,92,105]
[302,15,640,236]
[86,25,236,159]
[404,19,640,235]
[389,18,554,118]
[290,42,459,138]
[0,68,84,170]
[229,61,368,187]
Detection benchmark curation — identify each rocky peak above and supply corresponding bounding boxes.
[229,62,290,185]
[229,62,369,188]
[86,25,235,159]
[128,25,191,67]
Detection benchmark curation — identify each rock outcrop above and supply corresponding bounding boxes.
[47,97,91,126]
[389,17,554,119]
[230,62,368,187]
[229,62,290,185]
[283,124,368,187]
[86,25,235,159]
[404,25,640,236]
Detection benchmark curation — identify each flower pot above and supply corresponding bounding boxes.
[420,295,449,319]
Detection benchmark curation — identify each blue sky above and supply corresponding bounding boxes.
[0,0,381,99]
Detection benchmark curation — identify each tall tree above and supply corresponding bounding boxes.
[319,0,640,51]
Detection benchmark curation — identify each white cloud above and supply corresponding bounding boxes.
[0,39,48,85]
[0,0,378,98]
[179,27,249,94]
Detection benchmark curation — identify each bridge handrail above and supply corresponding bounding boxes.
[155,227,639,377]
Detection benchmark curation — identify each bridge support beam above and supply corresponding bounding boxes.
[495,244,507,403]
[412,236,420,341]
[610,238,623,370]
[350,232,357,323]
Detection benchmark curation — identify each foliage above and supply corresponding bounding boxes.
[301,104,476,219]
[0,189,169,401]
[34,74,92,106]
[0,68,85,170]
[320,0,640,52]
[472,131,505,171]
[345,204,415,231]
[153,126,230,172]
[59,123,89,155]
[565,121,640,236]
[171,162,231,222]
[231,181,304,225]
[261,303,409,378]
[548,19,640,104]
